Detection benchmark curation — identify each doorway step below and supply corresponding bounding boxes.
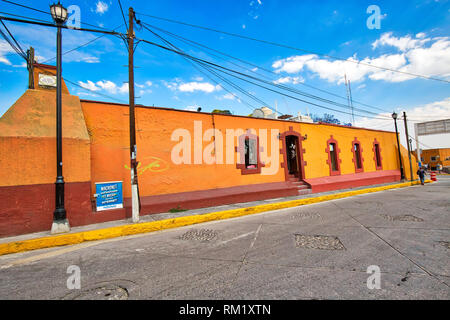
[287,174,312,195]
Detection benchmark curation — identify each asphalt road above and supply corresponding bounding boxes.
[0,177,449,300]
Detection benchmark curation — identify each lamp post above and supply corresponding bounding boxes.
[392,112,405,180]
[50,1,70,234]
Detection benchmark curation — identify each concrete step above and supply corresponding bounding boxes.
[298,189,312,195]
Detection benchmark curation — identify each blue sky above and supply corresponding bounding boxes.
[1,0,449,148]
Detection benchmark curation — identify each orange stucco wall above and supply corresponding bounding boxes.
[80,101,404,198]
[415,148,450,168]
[0,89,91,187]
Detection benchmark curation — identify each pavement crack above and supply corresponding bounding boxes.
[226,223,263,293]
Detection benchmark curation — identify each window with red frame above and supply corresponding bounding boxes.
[236,133,264,175]
[374,143,382,168]
[354,143,363,170]
[329,143,338,171]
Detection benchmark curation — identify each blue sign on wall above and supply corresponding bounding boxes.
[95,181,123,211]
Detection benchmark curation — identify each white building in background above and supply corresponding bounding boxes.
[251,107,277,119]
[291,112,313,123]
[251,107,313,123]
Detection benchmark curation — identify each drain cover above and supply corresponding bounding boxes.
[381,214,424,222]
[179,229,218,241]
[294,234,345,250]
[291,211,321,220]
[66,284,129,300]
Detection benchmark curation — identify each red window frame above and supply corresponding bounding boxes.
[351,138,364,173]
[373,139,383,170]
[325,136,342,176]
[235,130,265,175]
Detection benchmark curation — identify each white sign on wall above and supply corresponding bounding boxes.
[38,73,57,88]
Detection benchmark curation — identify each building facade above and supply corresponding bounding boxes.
[414,148,450,171]
[0,64,418,237]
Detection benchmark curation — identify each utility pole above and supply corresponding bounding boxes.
[348,80,354,125]
[403,112,414,182]
[344,74,354,125]
[27,46,35,89]
[128,7,140,222]
[392,112,405,180]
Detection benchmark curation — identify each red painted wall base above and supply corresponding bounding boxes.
[0,171,401,238]
[0,182,127,238]
[304,170,401,193]
[123,182,299,216]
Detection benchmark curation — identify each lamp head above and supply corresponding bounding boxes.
[392,112,398,120]
[50,2,68,25]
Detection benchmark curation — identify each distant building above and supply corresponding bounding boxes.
[290,112,313,123]
[250,107,277,119]
[413,148,450,171]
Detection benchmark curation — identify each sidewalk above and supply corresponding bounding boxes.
[0,179,431,256]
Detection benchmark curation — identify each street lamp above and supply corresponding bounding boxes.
[392,112,405,180]
[50,1,69,234]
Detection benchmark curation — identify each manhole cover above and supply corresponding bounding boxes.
[294,234,345,250]
[65,284,129,300]
[291,211,321,220]
[437,241,450,249]
[179,229,218,241]
[380,214,424,222]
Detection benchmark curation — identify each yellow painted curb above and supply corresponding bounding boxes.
[0,180,432,256]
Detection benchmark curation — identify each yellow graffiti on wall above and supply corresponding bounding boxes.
[124,156,169,176]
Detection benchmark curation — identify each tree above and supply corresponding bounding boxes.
[312,113,352,126]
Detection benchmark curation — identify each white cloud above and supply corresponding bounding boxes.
[95,1,109,15]
[272,32,450,84]
[273,76,304,85]
[354,97,450,150]
[78,80,100,91]
[178,81,221,93]
[372,32,430,52]
[221,93,236,100]
[356,84,366,90]
[272,55,317,74]
[0,40,14,65]
[78,80,128,94]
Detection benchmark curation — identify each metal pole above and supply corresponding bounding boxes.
[128,7,139,223]
[414,123,421,167]
[393,117,405,180]
[51,24,70,234]
[403,112,414,182]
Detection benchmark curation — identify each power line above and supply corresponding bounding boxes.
[41,24,124,64]
[0,15,124,36]
[137,37,394,121]
[408,135,434,150]
[1,0,111,30]
[139,20,392,114]
[0,19,26,58]
[135,11,450,84]
[32,62,128,104]
[140,23,263,113]
[117,0,128,31]
[139,22,392,119]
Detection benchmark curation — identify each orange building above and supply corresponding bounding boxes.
[414,148,450,171]
[0,64,418,237]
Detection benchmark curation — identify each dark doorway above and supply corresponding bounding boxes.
[286,135,302,178]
